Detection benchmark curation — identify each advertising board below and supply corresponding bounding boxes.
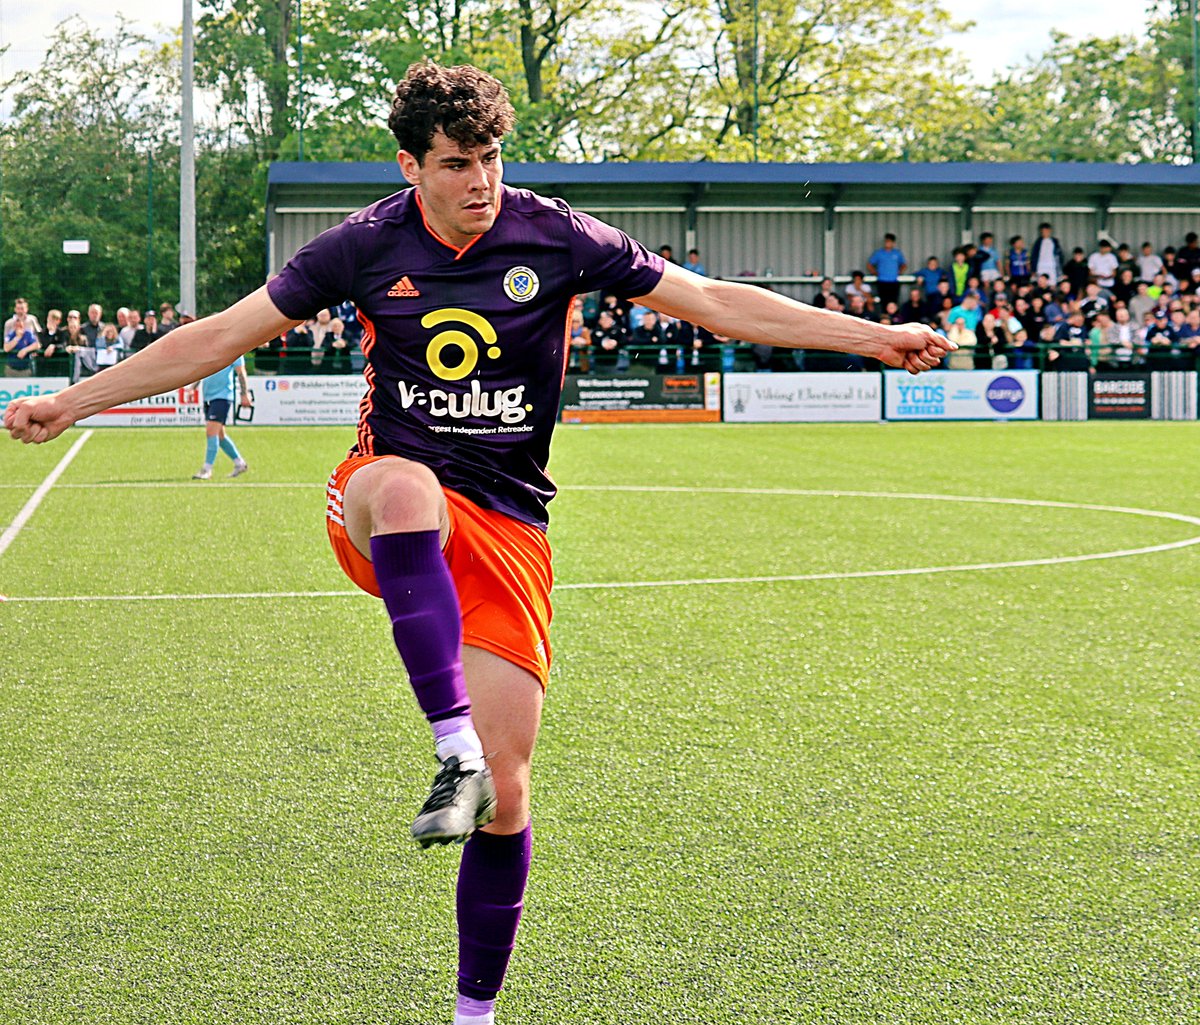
[723,373,881,422]
[0,378,69,417]
[78,385,204,427]
[883,370,1039,420]
[561,373,721,423]
[1089,373,1152,419]
[251,376,366,425]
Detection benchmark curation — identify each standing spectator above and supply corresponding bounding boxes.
[949,248,970,300]
[630,309,664,367]
[62,310,89,352]
[567,309,591,372]
[1078,283,1111,326]
[335,299,363,345]
[1115,243,1137,279]
[4,310,40,376]
[38,309,67,368]
[1064,248,1090,297]
[657,244,676,264]
[94,322,125,369]
[867,233,907,307]
[1172,232,1200,282]
[974,232,1000,285]
[1030,222,1064,285]
[1137,242,1165,283]
[119,309,142,350]
[115,307,130,332]
[4,298,42,338]
[926,279,953,321]
[1087,240,1119,290]
[132,310,162,352]
[974,313,1005,369]
[1006,236,1031,288]
[158,303,179,333]
[683,249,707,276]
[915,256,948,298]
[82,304,104,345]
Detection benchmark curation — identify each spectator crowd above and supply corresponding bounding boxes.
[9,228,1200,380]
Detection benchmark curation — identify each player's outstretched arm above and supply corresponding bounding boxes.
[635,263,954,374]
[4,287,300,445]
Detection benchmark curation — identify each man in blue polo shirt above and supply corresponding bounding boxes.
[867,233,907,309]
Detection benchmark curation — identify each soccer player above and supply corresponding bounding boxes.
[5,61,952,1025]
[193,354,251,480]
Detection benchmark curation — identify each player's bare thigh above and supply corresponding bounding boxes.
[464,645,542,835]
[342,454,451,557]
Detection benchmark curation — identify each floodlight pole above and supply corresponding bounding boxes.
[1192,0,1199,163]
[180,0,197,316]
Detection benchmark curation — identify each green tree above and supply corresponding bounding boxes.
[0,17,180,316]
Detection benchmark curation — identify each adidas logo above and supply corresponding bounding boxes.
[388,275,420,298]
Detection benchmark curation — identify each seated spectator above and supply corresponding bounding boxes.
[567,309,591,372]
[597,291,630,328]
[947,292,982,333]
[845,293,877,322]
[1050,310,1090,369]
[1138,241,1164,283]
[1107,307,1140,368]
[630,308,664,354]
[324,317,355,374]
[257,331,285,375]
[843,271,874,310]
[1045,282,1074,324]
[1111,267,1136,306]
[1006,235,1031,288]
[590,309,629,372]
[811,278,840,309]
[1078,282,1111,326]
[657,244,676,264]
[925,279,953,321]
[1141,309,1174,350]
[915,255,948,297]
[974,312,1006,369]
[683,249,707,276]
[334,299,362,345]
[4,310,40,377]
[1088,311,1118,366]
[897,287,927,324]
[1130,280,1157,324]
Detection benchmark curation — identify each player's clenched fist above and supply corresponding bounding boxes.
[878,322,956,375]
[3,395,76,445]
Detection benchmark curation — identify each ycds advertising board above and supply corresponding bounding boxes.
[723,373,882,422]
[884,370,1039,420]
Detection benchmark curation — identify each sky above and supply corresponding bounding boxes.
[0,0,1158,91]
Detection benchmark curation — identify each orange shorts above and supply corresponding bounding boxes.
[325,455,553,688]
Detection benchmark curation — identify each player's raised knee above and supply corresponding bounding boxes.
[352,457,445,535]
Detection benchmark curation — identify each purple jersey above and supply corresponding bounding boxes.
[268,184,663,528]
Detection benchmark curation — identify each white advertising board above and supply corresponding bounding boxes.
[78,386,204,427]
[0,378,70,417]
[723,372,882,422]
[250,375,365,425]
[883,370,1039,421]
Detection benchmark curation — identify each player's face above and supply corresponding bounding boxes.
[399,131,503,248]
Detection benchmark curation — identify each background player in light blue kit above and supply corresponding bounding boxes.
[193,355,251,480]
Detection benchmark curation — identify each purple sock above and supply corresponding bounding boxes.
[369,530,473,730]
[457,822,532,1002]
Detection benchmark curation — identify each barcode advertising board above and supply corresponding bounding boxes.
[884,370,1039,420]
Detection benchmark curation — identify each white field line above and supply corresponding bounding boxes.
[0,431,94,560]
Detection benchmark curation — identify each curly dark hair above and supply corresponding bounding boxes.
[388,60,516,163]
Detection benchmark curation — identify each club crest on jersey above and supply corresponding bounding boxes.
[503,266,539,303]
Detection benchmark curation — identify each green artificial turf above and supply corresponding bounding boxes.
[1,422,1198,1024]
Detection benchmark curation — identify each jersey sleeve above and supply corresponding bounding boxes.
[567,210,665,297]
[267,220,358,320]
